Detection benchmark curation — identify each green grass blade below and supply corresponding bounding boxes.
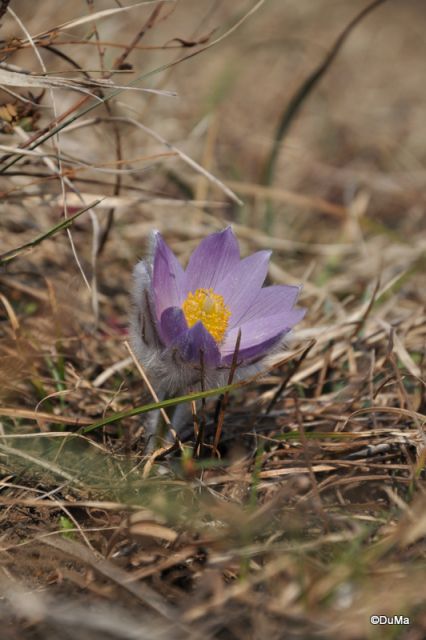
[82,380,242,434]
[0,199,102,265]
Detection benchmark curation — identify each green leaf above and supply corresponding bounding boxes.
[82,381,242,434]
[58,516,75,539]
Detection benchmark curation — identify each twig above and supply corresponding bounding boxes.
[264,340,315,415]
[193,349,206,458]
[0,0,267,176]
[0,0,10,23]
[213,329,241,455]
[294,392,330,532]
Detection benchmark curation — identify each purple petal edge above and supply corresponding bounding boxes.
[152,233,185,320]
[215,250,272,325]
[159,307,188,346]
[221,332,285,365]
[184,227,240,294]
[221,307,306,362]
[175,321,221,367]
[235,284,302,325]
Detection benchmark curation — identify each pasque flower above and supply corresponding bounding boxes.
[131,227,305,393]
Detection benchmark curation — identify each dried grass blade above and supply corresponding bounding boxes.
[0,199,101,265]
[83,345,310,435]
[33,1,175,37]
[41,536,177,621]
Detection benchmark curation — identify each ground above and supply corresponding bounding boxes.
[0,1,425,639]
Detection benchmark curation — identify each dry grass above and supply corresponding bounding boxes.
[0,1,425,639]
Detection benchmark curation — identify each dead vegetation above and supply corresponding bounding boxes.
[0,1,425,639]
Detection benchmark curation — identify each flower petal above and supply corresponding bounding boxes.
[220,307,306,361]
[152,232,185,319]
[176,321,221,367]
[159,307,188,345]
[184,227,240,293]
[221,284,303,360]
[214,250,271,325]
[235,284,302,324]
[222,334,283,365]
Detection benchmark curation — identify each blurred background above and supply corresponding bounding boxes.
[1,0,425,301]
[0,2,425,639]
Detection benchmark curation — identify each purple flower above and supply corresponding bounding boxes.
[131,227,305,392]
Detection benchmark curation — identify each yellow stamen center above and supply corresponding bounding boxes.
[182,287,231,343]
